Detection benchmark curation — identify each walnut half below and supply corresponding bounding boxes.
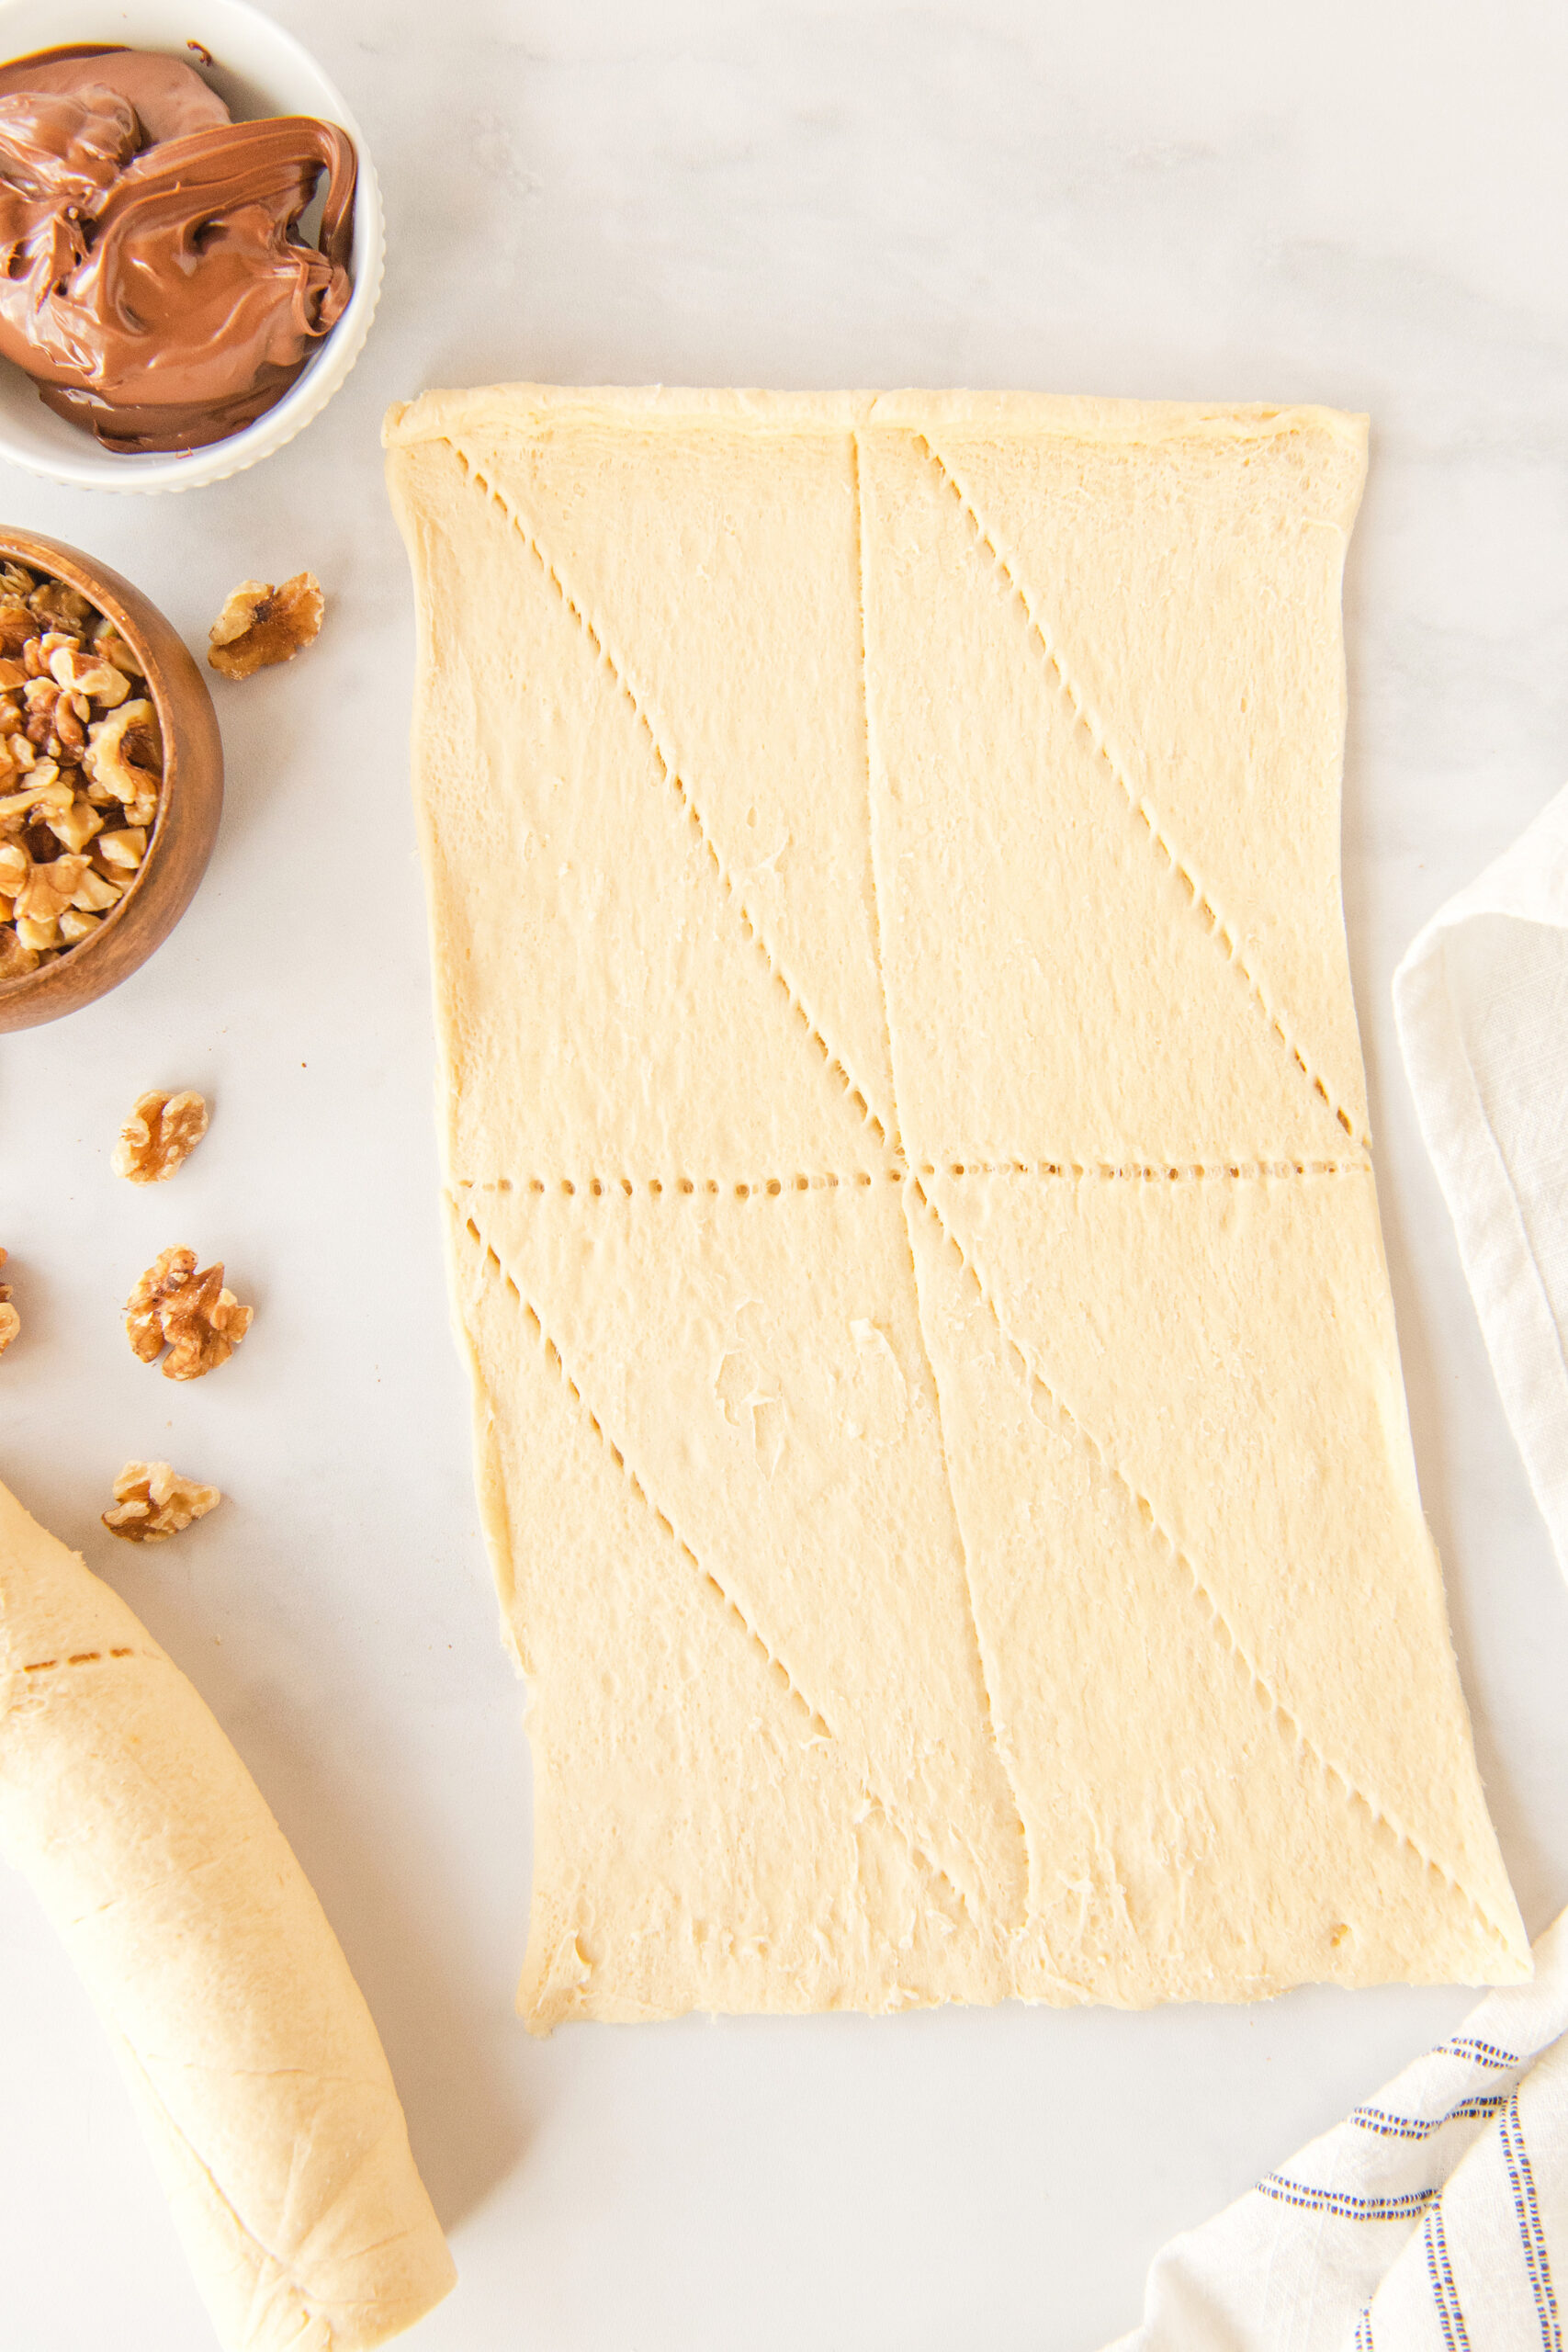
[208,573,323,678]
[0,1248,16,1355]
[126,1245,253,1380]
[112,1088,209,1183]
[103,1460,221,1543]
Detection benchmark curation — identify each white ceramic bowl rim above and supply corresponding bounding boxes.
[0,0,385,494]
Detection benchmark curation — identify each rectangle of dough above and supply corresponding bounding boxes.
[386,386,1528,2028]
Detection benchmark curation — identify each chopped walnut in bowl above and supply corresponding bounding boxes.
[0,560,163,977]
[0,531,222,1035]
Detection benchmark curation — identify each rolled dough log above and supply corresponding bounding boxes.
[0,1476,456,2350]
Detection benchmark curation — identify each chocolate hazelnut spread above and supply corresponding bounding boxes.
[0,46,355,453]
[0,46,231,141]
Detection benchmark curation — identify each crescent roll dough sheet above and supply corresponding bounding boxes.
[0,1477,455,2350]
[385,384,1528,2029]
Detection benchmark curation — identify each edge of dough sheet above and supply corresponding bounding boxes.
[385,435,525,1676]
[439,1188,526,1668]
[384,381,1368,452]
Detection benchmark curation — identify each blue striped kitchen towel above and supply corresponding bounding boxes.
[1111,1908,1568,2347]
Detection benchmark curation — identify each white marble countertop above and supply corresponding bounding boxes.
[5,3,1568,2346]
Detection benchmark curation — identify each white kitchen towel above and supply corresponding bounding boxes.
[1108,1911,1568,2349]
[1393,779,1568,1577]
[1109,781,1568,2348]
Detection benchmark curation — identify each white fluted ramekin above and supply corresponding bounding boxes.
[0,0,384,492]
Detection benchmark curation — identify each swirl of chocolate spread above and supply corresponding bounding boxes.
[0,46,355,453]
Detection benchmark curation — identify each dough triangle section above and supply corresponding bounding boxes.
[919,416,1370,1142]
[923,1166,1526,1956]
[466,1181,1029,1928]
[446,413,899,1144]
[905,1188,1525,1996]
[448,1203,1009,2027]
[860,425,1354,1168]
[404,439,886,1185]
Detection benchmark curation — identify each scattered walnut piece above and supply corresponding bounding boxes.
[112,1088,209,1184]
[208,572,323,679]
[0,560,161,982]
[0,1248,16,1355]
[102,1459,221,1544]
[125,1245,253,1380]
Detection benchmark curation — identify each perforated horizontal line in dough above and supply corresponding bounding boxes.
[456,1204,979,1927]
[452,1160,1368,1198]
[907,1176,1518,1956]
[456,1170,901,1198]
[911,430,1371,1156]
[916,1158,1368,1182]
[19,1645,141,1673]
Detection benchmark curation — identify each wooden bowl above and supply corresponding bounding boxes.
[0,531,223,1033]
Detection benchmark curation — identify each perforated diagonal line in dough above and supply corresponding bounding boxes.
[905,1179,1516,1954]
[445,437,898,1161]
[455,1204,982,1928]
[914,432,1370,1155]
